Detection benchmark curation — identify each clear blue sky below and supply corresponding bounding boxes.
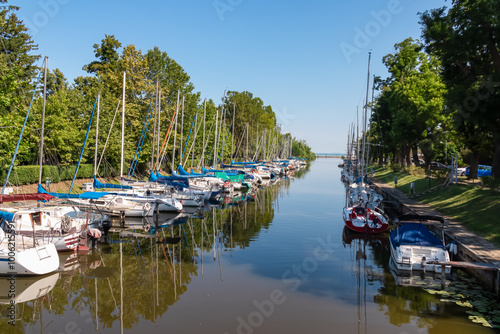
[12,0,448,154]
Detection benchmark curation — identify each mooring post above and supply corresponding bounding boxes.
[441,264,446,289]
[496,269,500,300]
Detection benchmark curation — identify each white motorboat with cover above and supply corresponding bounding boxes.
[390,215,451,274]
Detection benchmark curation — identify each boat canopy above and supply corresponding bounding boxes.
[390,223,446,249]
[0,210,15,222]
[0,193,54,203]
[94,176,133,190]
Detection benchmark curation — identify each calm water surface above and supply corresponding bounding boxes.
[2,158,499,333]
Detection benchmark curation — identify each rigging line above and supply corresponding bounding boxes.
[127,95,154,179]
[154,103,177,172]
[183,110,202,168]
[69,97,97,193]
[2,58,44,193]
[234,126,247,159]
[97,99,121,174]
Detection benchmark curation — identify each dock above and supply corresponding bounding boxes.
[371,178,500,294]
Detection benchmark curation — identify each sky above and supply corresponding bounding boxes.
[11,0,449,154]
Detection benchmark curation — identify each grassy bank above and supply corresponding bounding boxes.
[372,165,500,247]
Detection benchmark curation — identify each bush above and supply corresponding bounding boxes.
[480,176,499,190]
[0,164,95,186]
[42,165,61,183]
[59,164,94,180]
[8,165,39,185]
[389,163,401,172]
[405,165,425,176]
[434,169,449,182]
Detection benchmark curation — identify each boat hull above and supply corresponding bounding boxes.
[0,244,59,276]
[342,206,389,234]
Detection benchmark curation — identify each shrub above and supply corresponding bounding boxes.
[389,163,401,172]
[59,164,94,180]
[42,165,61,183]
[480,176,499,190]
[434,169,449,182]
[405,165,425,177]
[8,165,39,185]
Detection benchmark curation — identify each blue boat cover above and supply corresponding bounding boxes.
[94,176,132,190]
[149,171,158,182]
[390,223,445,249]
[38,184,80,198]
[0,211,15,222]
[38,184,111,199]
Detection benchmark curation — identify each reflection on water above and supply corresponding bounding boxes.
[1,160,499,333]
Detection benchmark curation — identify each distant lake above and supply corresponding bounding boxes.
[315,153,344,156]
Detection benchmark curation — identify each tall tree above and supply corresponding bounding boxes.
[379,38,446,167]
[420,0,500,178]
[0,1,40,113]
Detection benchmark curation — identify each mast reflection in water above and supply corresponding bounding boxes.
[0,160,498,333]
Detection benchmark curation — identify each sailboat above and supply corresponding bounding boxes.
[342,52,389,234]
[0,212,59,275]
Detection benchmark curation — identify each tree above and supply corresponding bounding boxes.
[376,38,446,168]
[0,1,40,113]
[420,0,500,178]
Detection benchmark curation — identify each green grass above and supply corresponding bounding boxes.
[418,184,500,247]
[371,165,441,195]
[372,165,500,247]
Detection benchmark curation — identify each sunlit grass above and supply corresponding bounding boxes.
[372,165,500,247]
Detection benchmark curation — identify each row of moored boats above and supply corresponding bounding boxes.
[339,159,453,275]
[0,158,306,276]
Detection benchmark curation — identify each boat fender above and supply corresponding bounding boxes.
[450,243,458,255]
[143,202,151,212]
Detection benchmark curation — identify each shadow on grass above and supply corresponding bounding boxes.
[418,184,500,247]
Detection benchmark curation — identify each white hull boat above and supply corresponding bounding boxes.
[390,215,451,274]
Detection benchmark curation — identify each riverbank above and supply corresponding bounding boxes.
[371,166,500,247]
[369,175,500,294]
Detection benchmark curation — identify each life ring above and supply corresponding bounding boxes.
[143,202,151,212]
[252,168,257,173]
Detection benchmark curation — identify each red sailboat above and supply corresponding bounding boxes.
[342,205,389,234]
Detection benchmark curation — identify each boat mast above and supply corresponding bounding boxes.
[201,98,206,168]
[94,93,100,177]
[172,90,180,172]
[120,71,125,179]
[38,56,48,186]
[152,81,158,170]
[213,107,219,168]
[362,51,371,178]
[232,102,235,160]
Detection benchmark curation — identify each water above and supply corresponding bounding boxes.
[2,158,499,333]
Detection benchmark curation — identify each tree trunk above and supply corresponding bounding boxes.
[469,150,480,179]
[492,132,500,179]
[412,144,420,166]
[405,143,411,167]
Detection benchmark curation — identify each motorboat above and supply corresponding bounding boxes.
[390,215,451,274]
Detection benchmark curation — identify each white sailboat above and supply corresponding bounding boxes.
[0,217,59,276]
